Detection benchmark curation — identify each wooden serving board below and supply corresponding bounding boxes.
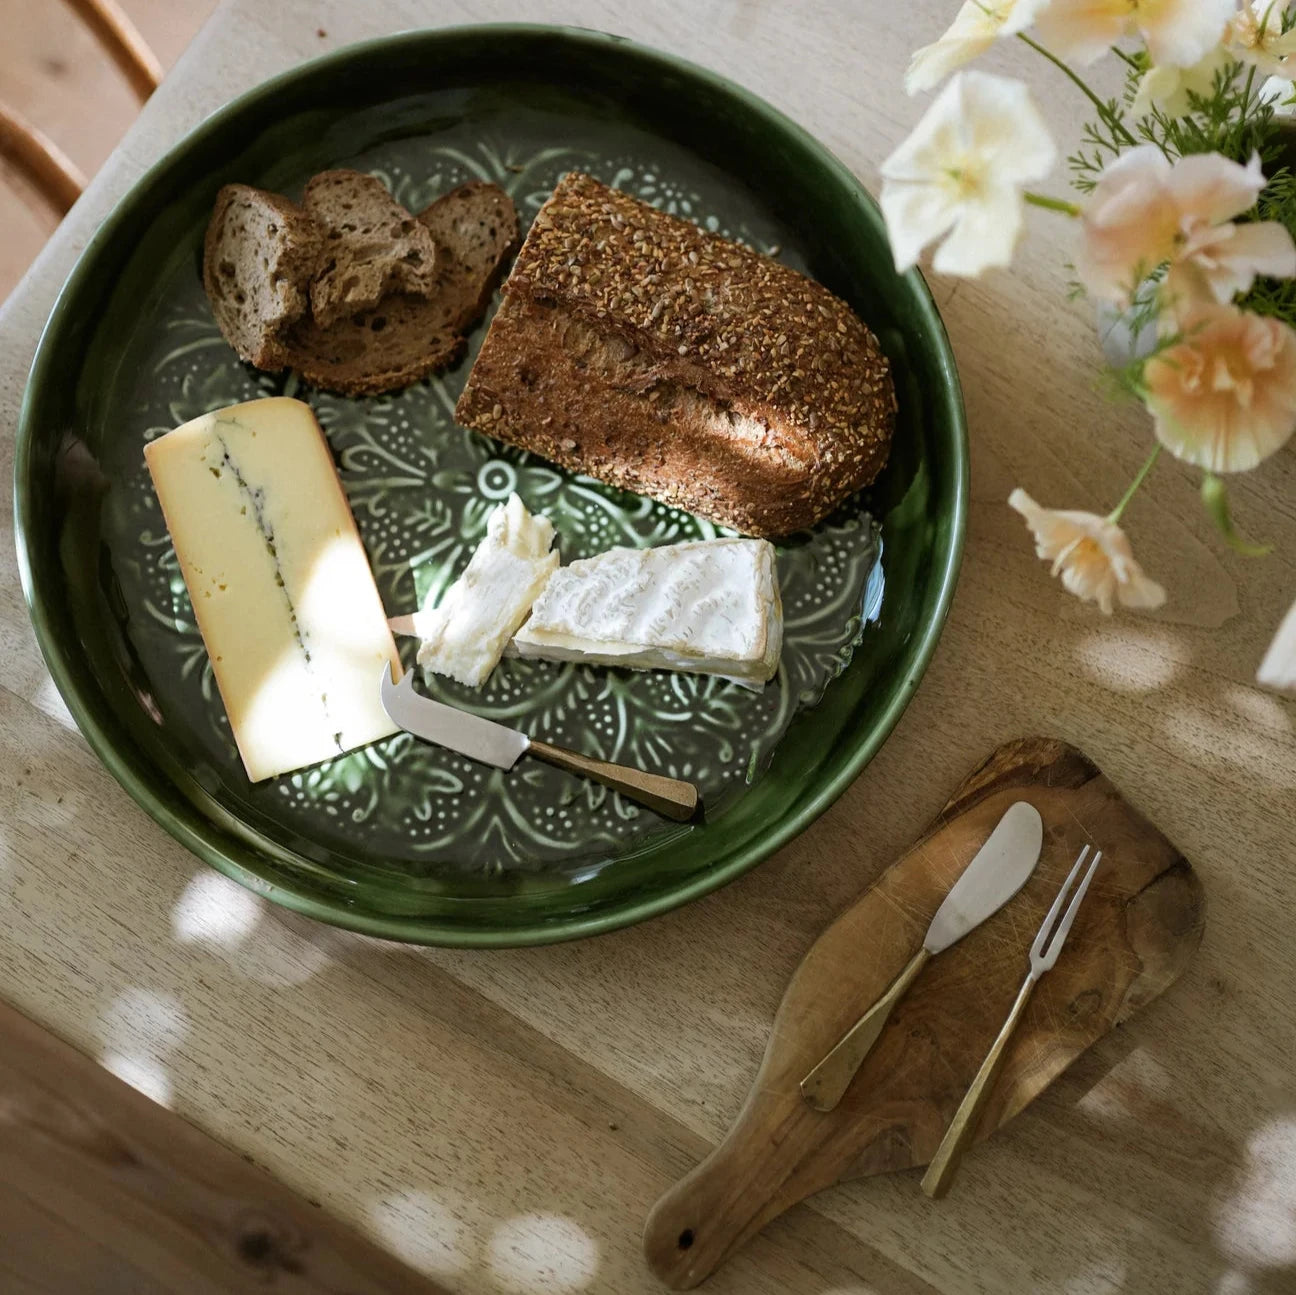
[644,737,1205,1289]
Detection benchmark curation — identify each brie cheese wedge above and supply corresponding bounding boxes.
[390,493,558,687]
[509,538,782,687]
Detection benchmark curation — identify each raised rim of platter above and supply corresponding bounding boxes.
[14,23,968,946]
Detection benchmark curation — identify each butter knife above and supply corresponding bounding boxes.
[379,663,699,821]
[800,801,1044,1112]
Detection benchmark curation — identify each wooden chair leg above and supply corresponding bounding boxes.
[0,106,86,214]
[61,0,163,101]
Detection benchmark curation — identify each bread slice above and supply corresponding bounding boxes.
[286,181,520,397]
[202,185,322,369]
[455,172,897,537]
[418,180,521,329]
[304,170,439,327]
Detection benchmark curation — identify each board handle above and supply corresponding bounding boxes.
[644,1134,785,1291]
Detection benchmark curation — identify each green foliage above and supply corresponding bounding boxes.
[1201,473,1274,556]
[1068,56,1289,190]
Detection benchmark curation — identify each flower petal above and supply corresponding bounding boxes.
[1260,75,1296,117]
[906,0,1056,93]
[1144,304,1296,472]
[880,179,960,273]
[1035,0,1131,65]
[933,180,1022,275]
[906,33,994,95]
[1173,221,1296,303]
[1134,46,1234,119]
[880,72,1054,277]
[1117,570,1168,610]
[1257,595,1296,692]
[1164,151,1266,226]
[1009,488,1162,614]
[1142,0,1235,68]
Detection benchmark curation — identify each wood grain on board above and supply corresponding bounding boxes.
[645,738,1204,1288]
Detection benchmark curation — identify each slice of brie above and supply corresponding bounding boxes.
[509,538,782,687]
[390,493,558,687]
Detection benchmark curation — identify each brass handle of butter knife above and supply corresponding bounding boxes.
[528,740,700,821]
[801,946,932,1111]
[922,974,1036,1199]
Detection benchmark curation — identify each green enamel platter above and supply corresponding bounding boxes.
[14,25,966,946]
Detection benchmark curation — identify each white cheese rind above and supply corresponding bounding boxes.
[509,538,782,686]
[144,397,400,782]
[392,493,558,687]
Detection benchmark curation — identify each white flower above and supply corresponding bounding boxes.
[1131,47,1233,119]
[880,71,1056,277]
[907,0,1052,94]
[1258,596,1296,692]
[1077,147,1296,308]
[1037,0,1235,68]
[1230,2,1296,78]
[1009,489,1166,614]
[1260,74,1296,118]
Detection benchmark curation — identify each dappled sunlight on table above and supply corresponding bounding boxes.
[171,869,261,948]
[487,1212,601,1294]
[95,986,188,1110]
[1073,626,1181,692]
[1213,1117,1296,1273]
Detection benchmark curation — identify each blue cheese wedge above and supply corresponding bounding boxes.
[509,538,782,688]
[390,493,558,687]
[143,397,401,782]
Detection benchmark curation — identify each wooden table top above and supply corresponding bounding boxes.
[1,2,1293,1292]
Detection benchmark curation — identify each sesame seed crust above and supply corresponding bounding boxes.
[457,172,897,536]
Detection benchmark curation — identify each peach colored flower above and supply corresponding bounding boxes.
[1229,2,1296,78]
[906,0,1052,94]
[1258,595,1296,692]
[1143,303,1296,472]
[1077,147,1296,307]
[880,71,1056,277]
[1009,490,1166,614]
[1036,0,1235,67]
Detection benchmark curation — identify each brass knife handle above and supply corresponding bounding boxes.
[800,946,932,1111]
[922,973,1037,1199]
[528,740,700,822]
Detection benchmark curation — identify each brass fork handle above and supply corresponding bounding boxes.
[528,740,700,821]
[801,946,932,1111]
[922,974,1037,1199]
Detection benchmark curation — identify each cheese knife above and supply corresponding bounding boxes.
[380,663,700,821]
[799,801,1044,1112]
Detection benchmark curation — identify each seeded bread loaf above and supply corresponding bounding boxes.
[303,170,440,327]
[287,181,520,397]
[455,172,896,537]
[202,185,322,369]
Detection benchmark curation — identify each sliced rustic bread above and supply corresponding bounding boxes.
[456,172,896,537]
[418,180,521,330]
[303,170,439,327]
[286,181,520,397]
[202,184,322,370]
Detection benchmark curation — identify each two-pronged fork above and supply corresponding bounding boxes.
[921,843,1104,1199]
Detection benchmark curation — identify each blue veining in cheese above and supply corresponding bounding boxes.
[144,397,400,781]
